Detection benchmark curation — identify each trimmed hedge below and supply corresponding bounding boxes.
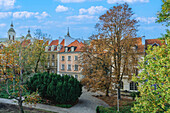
[26,72,82,104]
[96,105,133,113]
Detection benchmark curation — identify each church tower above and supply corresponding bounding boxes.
[26,29,32,39]
[8,22,16,41]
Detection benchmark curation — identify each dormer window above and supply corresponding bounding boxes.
[57,45,62,51]
[65,47,68,52]
[51,45,56,51]
[45,46,49,52]
[71,47,75,52]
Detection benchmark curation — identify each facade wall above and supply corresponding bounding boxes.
[58,52,83,81]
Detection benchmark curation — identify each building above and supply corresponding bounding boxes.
[45,29,84,81]
[0,22,32,45]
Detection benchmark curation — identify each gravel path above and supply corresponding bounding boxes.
[0,89,109,113]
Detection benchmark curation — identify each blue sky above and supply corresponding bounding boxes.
[0,0,167,41]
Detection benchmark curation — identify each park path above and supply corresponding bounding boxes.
[0,88,109,113]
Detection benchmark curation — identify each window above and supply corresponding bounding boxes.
[130,81,138,90]
[48,55,50,59]
[75,56,78,61]
[71,47,74,52]
[9,35,11,40]
[68,64,71,71]
[52,62,55,66]
[13,36,14,40]
[52,54,55,59]
[65,47,68,52]
[62,56,64,61]
[74,65,78,71]
[75,75,78,79]
[68,56,71,61]
[61,64,65,70]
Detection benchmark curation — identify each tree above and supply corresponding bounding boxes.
[0,37,41,113]
[25,29,49,74]
[132,1,170,112]
[81,3,139,111]
[156,0,170,39]
[81,36,113,96]
[131,38,169,112]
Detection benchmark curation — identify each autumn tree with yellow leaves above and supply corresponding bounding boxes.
[0,32,49,113]
[81,3,139,111]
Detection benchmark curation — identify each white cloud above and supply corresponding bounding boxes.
[13,11,38,18]
[67,15,96,21]
[136,17,156,24]
[0,23,6,27]
[107,0,149,4]
[13,11,49,19]
[55,5,68,12]
[35,12,49,19]
[0,0,16,10]
[0,12,12,18]
[59,0,85,3]
[79,6,107,15]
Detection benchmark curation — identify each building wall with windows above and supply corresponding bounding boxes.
[44,31,84,81]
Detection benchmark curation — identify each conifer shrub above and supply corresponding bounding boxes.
[26,72,82,104]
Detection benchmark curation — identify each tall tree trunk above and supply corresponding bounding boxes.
[105,87,109,97]
[34,53,42,73]
[118,86,121,100]
[18,100,24,113]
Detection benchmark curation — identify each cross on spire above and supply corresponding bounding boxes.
[67,27,70,37]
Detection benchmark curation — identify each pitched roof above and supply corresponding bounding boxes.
[49,40,59,46]
[145,39,165,49]
[59,40,84,52]
[137,45,144,53]
[21,39,31,47]
[60,39,65,46]
[132,37,142,45]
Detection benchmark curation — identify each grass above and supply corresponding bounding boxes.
[97,105,133,113]
[94,95,135,113]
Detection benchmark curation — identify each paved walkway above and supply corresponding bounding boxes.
[0,89,109,113]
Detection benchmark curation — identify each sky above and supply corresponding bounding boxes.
[0,0,167,42]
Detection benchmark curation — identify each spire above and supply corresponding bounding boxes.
[67,27,70,37]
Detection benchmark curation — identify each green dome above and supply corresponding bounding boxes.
[8,28,15,33]
[26,33,32,38]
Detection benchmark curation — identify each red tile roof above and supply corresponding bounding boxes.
[60,39,65,46]
[59,40,84,52]
[132,37,142,45]
[145,39,165,49]
[49,40,59,46]
[21,39,31,47]
[137,45,144,53]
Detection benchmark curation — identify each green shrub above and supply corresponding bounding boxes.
[26,72,82,104]
[96,105,133,113]
[130,92,140,100]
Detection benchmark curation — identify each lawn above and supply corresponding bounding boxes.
[94,95,135,113]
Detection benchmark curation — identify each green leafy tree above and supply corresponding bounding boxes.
[156,0,170,39]
[131,38,169,113]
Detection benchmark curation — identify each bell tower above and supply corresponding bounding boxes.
[8,22,16,41]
